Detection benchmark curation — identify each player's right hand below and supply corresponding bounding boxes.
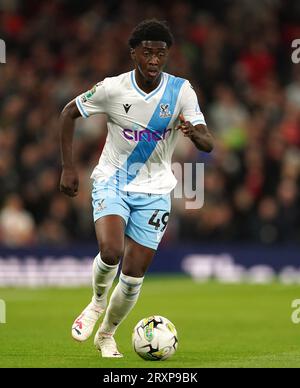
[60,167,79,197]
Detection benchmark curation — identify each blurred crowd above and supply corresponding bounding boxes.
[0,0,299,247]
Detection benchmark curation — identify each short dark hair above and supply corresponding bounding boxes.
[128,19,174,49]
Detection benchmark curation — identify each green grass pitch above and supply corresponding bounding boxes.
[0,276,300,368]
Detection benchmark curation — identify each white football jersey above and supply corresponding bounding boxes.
[75,70,206,194]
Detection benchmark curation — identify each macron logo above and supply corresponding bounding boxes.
[123,104,132,114]
[123,128,172,142]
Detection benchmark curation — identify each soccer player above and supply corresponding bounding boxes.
[59,19,213,358]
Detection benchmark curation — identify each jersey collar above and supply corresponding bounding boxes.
[130,70,166,101]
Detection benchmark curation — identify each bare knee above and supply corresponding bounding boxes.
[121,264,147,278]
[100,244,124,266]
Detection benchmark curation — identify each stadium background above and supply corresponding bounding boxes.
[0,0,299,284]
[0,0,300,369]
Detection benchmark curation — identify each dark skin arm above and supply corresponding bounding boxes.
[59,100,81,197]
[176,114,214,152]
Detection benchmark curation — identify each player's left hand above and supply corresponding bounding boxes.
[176,114,194,138]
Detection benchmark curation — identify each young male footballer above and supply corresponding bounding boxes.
[59,19,213,358]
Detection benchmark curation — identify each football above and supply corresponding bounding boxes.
[132,315,178,361]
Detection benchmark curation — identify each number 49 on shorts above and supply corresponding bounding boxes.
[148,210,170,232]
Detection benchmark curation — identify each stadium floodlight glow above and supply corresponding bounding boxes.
[0,39,6,63]
[0,299,6,324]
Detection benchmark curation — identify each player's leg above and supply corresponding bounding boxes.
[94,193,171,357]
[72,180,129,342]
[72,216,125,342]
[94,237,155,357]
[92,215,125,308]
[98,237,155,333]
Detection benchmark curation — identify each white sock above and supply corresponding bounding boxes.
[99,272,144,335]
[92,253,119,311]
